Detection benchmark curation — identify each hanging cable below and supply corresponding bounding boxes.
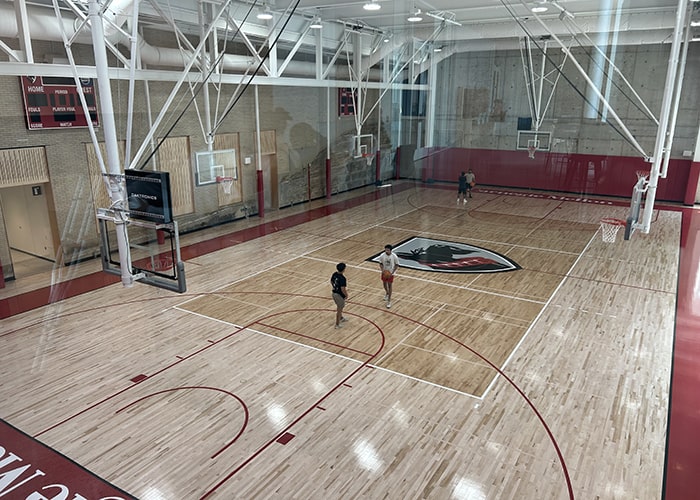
[557,13,658,122]
[213,0,303,132]
[138,0,302,169]
[499,0,647,157]
[137,0,256,169]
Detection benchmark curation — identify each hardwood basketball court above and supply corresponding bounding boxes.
[0,183,677,499]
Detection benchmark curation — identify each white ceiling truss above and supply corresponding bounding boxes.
[0,0,696,171]
[0,0,696,260]
[0,0,696,81]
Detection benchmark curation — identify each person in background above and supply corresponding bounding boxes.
[458,171,468,204]
[465,168,476,198]
[378,244,400,309]
[331,262,348,328]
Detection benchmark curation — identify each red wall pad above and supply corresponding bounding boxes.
[420,147,691,202]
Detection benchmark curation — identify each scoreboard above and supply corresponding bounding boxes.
[125,169,174,224]
[20,76,99,130]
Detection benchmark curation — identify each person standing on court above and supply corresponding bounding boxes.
[458,171,468,204]
[378,244,400,309]
[331,262,348,329]
[465,168,476,198]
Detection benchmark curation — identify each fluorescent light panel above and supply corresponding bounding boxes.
[407,8,422,22]
[531,0,548,12]
[257,5,272,20]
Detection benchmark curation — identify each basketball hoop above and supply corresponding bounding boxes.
[362,153,373,166]
[145,255,173,272]
[154,256,174,271]
[599,218,625,243]
[216,176,234,195]
[635,170,650,183]
[526,139,539,160]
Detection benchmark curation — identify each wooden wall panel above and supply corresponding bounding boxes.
[158,136,194,216]
[260,130,276,155]
[0,147,49,188]
[85,142,126,216]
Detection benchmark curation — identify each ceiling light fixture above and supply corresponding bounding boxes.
[310,16,323,29]
[531,1,548,13]
[407,8,423,22]
[363,0,381,11]
[257,5,273,20]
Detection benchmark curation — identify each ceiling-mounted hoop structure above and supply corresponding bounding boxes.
[519,37,569,139]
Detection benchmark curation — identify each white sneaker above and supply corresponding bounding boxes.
[386,301,391,309]
[335,323,343,329]
[384,294,389,301]
[340,317,347,323]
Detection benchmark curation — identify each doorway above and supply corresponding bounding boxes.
[0,183,60,279]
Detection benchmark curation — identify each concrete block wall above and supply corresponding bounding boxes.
[0,35,697,272]
[435,43,699,160]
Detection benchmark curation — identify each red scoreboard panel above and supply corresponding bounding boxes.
[20,76,99,130]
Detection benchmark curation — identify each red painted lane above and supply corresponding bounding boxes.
[0,186,407,320]
[664,208,700,499]
[0,418,136,499]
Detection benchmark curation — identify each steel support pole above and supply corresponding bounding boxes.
[326,85,332,198]
[639,0,688,233]
[254,85,264,217]
[89,0,133,287]
[660,4,692,178]
[529,11,647,157]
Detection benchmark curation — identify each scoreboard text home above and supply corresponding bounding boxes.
[20,76,99,130]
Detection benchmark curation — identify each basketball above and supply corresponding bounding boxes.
[470,181,476,187]
[382,269,392,280]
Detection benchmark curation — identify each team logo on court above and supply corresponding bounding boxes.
[368,237,520,273]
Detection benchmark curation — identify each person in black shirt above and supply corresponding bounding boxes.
[458,171,467,204]
[330,262,348,329]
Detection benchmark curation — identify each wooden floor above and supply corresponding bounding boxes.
[0,183,679,499]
